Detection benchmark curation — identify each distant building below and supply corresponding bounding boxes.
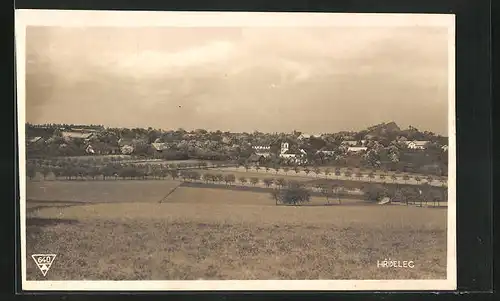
[441,145,449,152]
[151,142,168,152]
[342,140,360,147]
[406,140,430,150]
[85,144,95,154]
[61,131,94,141]
[298,133,321,140]
[247,154,267,165]
[279,142,307,163]
[121,145,134,155]
[27,136,44,145]
[253,145,271,151]
[347,146,368,153]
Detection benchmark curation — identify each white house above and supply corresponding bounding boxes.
[151,142,168,152]
[279,142,307,163]
[298,134,321,140]
[347,146,368,153]
[61,131,94,142]
[253,145,271,151]
[85,144,95,154]
[121,145,134,155]
[442,145,449,152]
[406,140,429,150]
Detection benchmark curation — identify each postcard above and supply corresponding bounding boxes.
[16,9,456,291]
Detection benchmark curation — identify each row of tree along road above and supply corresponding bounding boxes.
[26,159,447,207]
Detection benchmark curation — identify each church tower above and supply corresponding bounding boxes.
[280,142,289,154]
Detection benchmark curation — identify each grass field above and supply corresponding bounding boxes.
[25,180,447,281]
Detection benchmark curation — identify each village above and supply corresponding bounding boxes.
[26,121,448,177]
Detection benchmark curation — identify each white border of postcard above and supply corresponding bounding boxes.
[15,9,457,291]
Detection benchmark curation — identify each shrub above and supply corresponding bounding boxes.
[272,182,311,206]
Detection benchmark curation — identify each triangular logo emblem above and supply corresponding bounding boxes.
[31,254,57,276]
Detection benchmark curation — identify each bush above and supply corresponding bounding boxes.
[362,184,389,202]
[271,182,311,206]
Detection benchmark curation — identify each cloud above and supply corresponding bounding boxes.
[98,40,236,76]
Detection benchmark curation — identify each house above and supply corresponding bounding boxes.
[406,140,430,150]
[342,140,360,147]
[151,142,169,152]
[441,145,449,152]
[253,145,271,151]
[279,142,307,163]
[61,131,94,142]
[85,144,95,154]
[347,146,368,153]
[298,133,321,140]
[247,154,267,165]
[27,136,44,145]
[121,145,134,155]
[316,148,336,156]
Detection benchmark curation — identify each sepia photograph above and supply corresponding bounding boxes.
[16,10,456,291]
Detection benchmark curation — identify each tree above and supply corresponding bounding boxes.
[41,166,51,180]
[313,167,321,177]
[215,174,224,184]
[239,177,247,185]
[379,174,386,183]
[355,172,363,181]
[324,168,331,178]
[224,174,236,186]
[344,171,352,179]
[271,188,281,206]
[367,172,375,182]
[304,168,311,175]
[331,184,342,204]
[169,169,179,180]
[88,166,100,180]
[276,178,286,189]
[426,175,434,184]
[244,165,250,172]
[391,174,398,183]
[278,182,311,206]
[402,174,410,184]
[283,167,290,175]
[263,178,274,188]
[190,171,201,182]
[250,177,259,186]
[26,164,36,180]
[362,184,389,202]
[52,167,64,180]
[335,169,341,179]
[415,176,422,185]
[100,165,114,180]
[293,166,300,174]
[203,173,213,183]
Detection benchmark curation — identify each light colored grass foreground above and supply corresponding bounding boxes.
[26,185,447,281]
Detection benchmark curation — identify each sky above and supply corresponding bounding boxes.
[25,25,450,135]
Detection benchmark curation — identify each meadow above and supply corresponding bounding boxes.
[25,180,447,280]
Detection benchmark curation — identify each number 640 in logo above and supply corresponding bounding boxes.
[31,254,57,276]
